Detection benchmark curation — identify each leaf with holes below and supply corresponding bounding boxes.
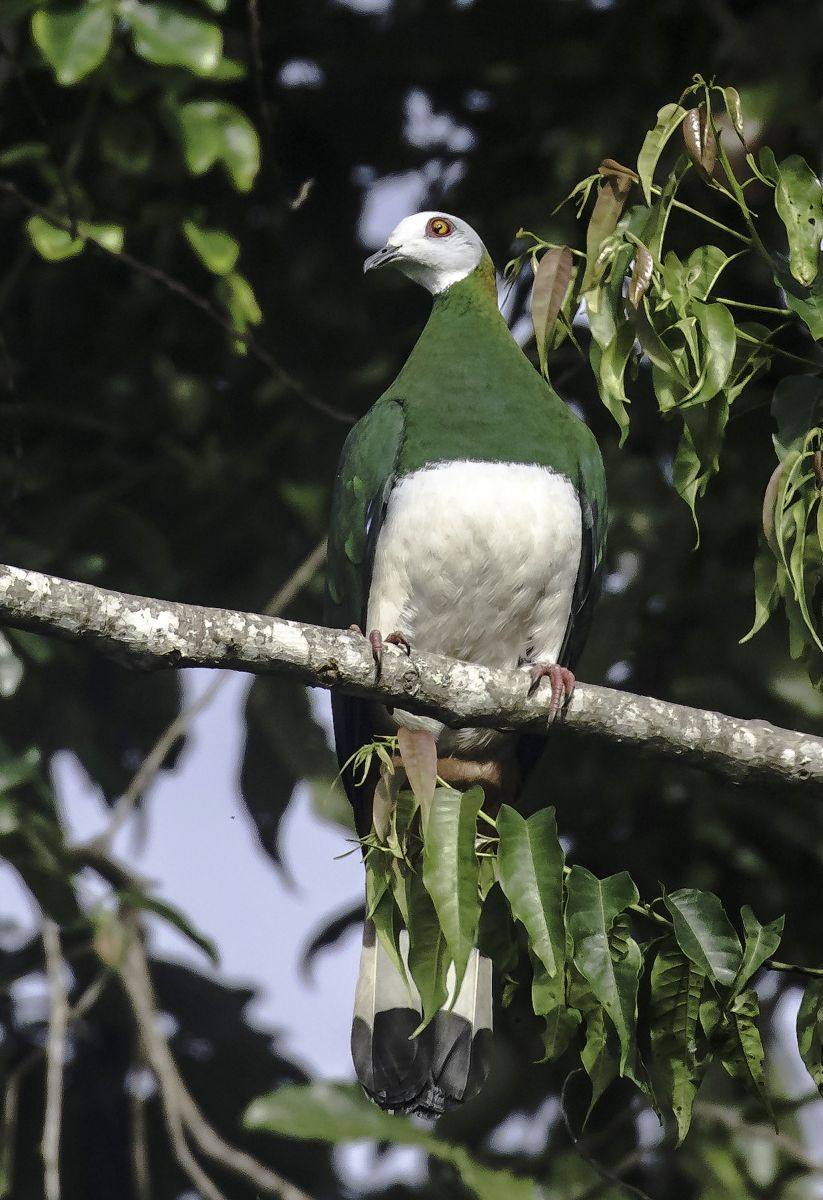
[774,155,823,287]
[649,938,707,1144]
[566,866,641,1073]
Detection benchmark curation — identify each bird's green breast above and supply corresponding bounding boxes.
[379,267,594,484]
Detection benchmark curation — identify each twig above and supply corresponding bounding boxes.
[41,920,67,1200]
[129,1051,152,1200]
[0,179,353,425]
[116,916,316,1200]
[0,560,820,794]
[84,536,327,853]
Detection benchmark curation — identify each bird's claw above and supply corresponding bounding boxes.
[528,662,575,720]
[348,624,411,669]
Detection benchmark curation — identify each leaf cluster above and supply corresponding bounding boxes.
[510,76,823,688]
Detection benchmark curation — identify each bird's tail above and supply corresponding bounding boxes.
[351,918,493,1116]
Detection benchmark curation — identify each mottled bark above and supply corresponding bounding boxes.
[0,562,820,793]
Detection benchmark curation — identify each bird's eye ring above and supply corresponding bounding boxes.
[426,217,453,238]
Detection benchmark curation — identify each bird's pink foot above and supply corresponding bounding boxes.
[528,662,575,719]
[348,624,411,667]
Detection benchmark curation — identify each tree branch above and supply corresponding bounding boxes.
[0,561,820,793]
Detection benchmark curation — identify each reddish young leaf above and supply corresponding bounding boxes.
[531,246,573,376]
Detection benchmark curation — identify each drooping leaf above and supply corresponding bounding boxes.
[774,155,823,286]
[31,0,114,85]
[637,103,687,203]
[717,990,771,1114]
[664,888,742,987]
[183,220,240,275]
[540,1002,581,1063]
[215,270,263,349]
[371,887,409,989]
[245,1084,542,1200]
[689,301,736,405]
[126,2,223,75]
[682,105,716,181]
[177,100,261,191]
[580,1004,620,1120]
[733,906,784,991]
[594,322,635,445]
[797,979,823,1094]
[649,938,707,1144]
[406,870,449,1028]
[565,866,641,1073]
[422,784,483,993]
[723,87,746,143]
[580,171,634,292]
[740,538,781,643]
[496,804,565,980]
[627,241,654,309]
[531,247,573,377]
[397,726,437,828]
[672,395,730,540]
[117,889,219,965]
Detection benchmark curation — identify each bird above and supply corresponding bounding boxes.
[324,211,607,1115]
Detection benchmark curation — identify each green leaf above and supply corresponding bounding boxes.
[496,804,565,980]
[649,938,707,1144]
[774,155,823,286]
[405,871,449,1028]
[126,1,222,74]
[245,1084,542,1200]
[31,0,114,85]
[734,906,784,991]
[723,87,746,143]
[580,1004,620,1119]
[117,889,219,965]
[531,247,573,377]
[422,784,483,993]
[565,866,641,1073]
[177,100,260,191]
[672,395,730,541]
[0,747,41,794]
[26,215,124,262]
[182,219,240,275]
[594,322,635,445]
[637,103,687,204]
[371,888,409,989]
[540,1003,581,1063]
[690,301,736,405]
[245,1082,433,1145]
[0,142,49,168]
[740,539,780,643]
[717,990,771,1113]
[797,979,823,1094]
[215,271,263,348]
[98,110,155,175]
[664,887,742,987]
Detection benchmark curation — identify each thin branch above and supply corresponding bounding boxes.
[40,920,67,1200]
[116,916,316,1200]
[0,179,353,425]
[0,561,820,794]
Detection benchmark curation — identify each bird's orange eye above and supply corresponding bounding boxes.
[426,217,453,238]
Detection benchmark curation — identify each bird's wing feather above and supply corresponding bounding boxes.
[558,438,608,671]
[324,396,406,834]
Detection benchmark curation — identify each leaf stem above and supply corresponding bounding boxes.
[713,296,791,317]
[766,959,823,979]
[736,329,823,371]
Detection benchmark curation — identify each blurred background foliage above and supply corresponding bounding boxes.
[1,0,823,1197]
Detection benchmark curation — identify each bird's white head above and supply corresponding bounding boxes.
[363,212,487,295]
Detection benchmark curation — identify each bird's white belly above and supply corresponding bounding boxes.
[366,460,582,753]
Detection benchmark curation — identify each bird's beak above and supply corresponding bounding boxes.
[363,244,401,274]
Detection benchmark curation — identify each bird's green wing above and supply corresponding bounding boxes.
[324,396,405,833]
[559,433,608,670]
